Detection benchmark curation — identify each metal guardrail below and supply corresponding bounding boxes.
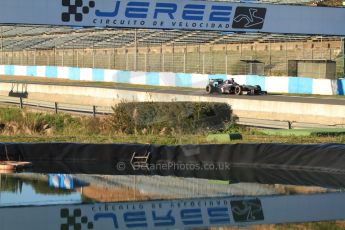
[0,95,342,129]
[0,95,113,117]
[237,117,345,129]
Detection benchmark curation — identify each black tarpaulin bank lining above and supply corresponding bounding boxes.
[0,143,344,173]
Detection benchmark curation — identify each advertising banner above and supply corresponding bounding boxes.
[0,0,344,35]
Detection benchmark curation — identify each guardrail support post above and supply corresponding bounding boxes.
[93,106,96,118]
[19,97,23,109]
[55,102,58,114]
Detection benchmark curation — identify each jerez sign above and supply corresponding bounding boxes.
[0,0,344,35]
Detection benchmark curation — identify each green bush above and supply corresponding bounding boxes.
[110,102,232,135]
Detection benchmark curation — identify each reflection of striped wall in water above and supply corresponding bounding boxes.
[74,175,329,203]
[74,175,280,200]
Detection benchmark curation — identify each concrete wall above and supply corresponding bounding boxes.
[0,65,343,96]
[0,82,344,126]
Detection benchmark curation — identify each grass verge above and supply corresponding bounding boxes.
[0,106,344,144]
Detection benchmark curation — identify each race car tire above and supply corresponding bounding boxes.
[235,85,243,95]
[206,85,214,94]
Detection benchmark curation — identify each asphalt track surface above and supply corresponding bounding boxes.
[1,79,345,106]
[129,87,345,105]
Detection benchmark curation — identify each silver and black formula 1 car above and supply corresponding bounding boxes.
[206,79,267,95]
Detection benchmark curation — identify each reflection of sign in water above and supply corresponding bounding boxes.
[231,199,264,222]
[60,208,94,230]
[49,174,74,190]
[59,199,232,229]
[2,193,345,229]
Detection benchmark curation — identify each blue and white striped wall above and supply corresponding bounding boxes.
[0,65,343,95]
